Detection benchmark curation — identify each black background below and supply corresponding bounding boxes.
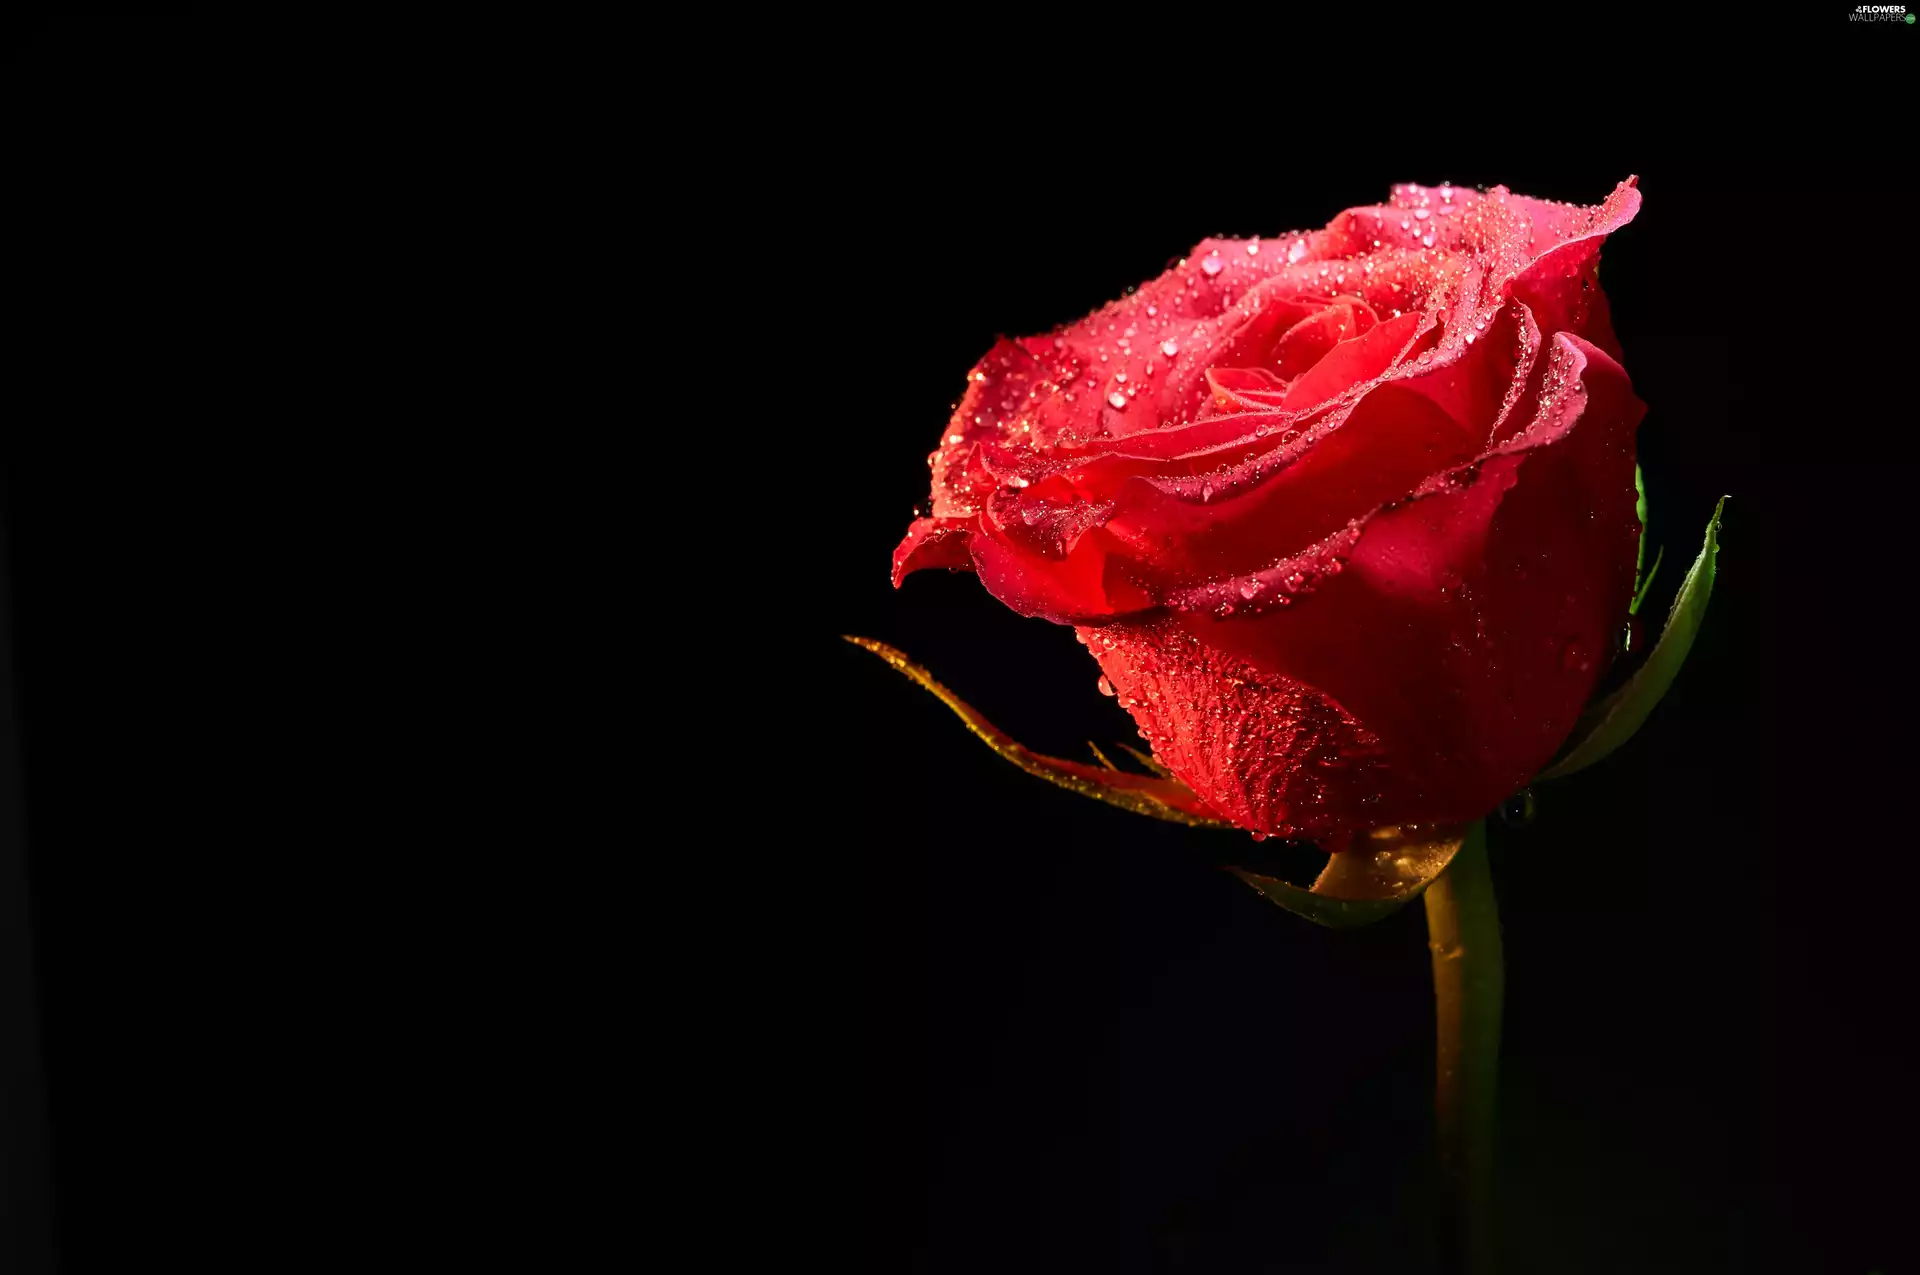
[1,16,1917,1275]
[799,125,1918,1271]
[2,12,207,1272]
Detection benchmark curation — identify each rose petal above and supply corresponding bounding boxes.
[1083,335,1643,836]
[1272,305,1360,379]
[1106,378,1483,592]
[970,514,1154,621]
[1280,310,1425,411]
[891,516,975,587]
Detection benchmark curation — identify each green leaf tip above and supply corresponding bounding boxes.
[1538,497,1726,781]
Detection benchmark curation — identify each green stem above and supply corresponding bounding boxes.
[1423,819,1502,1275]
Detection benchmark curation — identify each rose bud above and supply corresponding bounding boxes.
[890,181,1651,843]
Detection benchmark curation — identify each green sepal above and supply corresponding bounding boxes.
[1539,497,1725,781]
[1630,545,1665,619]
[844,635,1233,828]
[1231,823,1472,929]
[1628,464,1661,616]
[1633,465,1649,576]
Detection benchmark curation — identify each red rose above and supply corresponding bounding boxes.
[893,180,1646,840]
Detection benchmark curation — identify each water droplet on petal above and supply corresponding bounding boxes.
[1238,577,1262,600]
[1246,239,1261,256]
[1096,675,1116,697]
[1498,788,1537,828]
[1161,339,1179,357]
[1201,481,1213,501]
[1145,304,1158,317]
[1108,391,1128,410]
[1201,254,1224,276]
[1413,208,1431,221]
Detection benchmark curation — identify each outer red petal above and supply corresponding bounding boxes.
[891,517,975,587]
[1083,335,1643,838]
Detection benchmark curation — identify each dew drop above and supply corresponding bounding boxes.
[1249,831,1269,843]
[1238,577,1262,600]
[1246,239,1261,256]
[1498,788,1537,829]
[1161,339,1179,357]
[1145,304,1158,317]
[1108,391,1128,410]
[1201,481,1213,501]
[1413,208,1431,221]
[1096,675,1115,697]
[1201,254,1224,276]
